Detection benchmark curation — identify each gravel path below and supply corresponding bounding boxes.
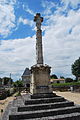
[0,96,15,119]
[53,91,80,105]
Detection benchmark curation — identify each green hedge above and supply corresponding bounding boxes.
[51,82,80,87]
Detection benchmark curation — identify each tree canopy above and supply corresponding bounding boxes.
[72,57,80,80]
[50,74,58,79]
[3,77,13,85]
[13,80,23,87]
[65,78,73,83]
[60,76,65,79]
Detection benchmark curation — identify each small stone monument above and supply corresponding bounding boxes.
[30,13,52,96]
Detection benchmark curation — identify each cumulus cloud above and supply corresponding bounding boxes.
[41,0,56,15]
[0,36,36,80]
[42,8,80,78]
[0,0,80,80]
[61,0,80,9]
[23,4,35,16]
[0,0,16,38]
[18,17,34,27]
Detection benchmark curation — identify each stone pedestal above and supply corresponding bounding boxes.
[30,64,52,95]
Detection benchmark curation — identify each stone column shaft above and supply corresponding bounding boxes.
[36,29,43,64]
[34,13,43,65]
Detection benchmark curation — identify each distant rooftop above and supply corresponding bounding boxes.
[51,79,65,82]
[22,68,31,76]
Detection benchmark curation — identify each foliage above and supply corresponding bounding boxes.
[50,74,58,79]
[60,76,65,79]
[72,57,80,80]
[0,78,2,85]
[0,89,7,100]
[15,91,21,96]
[3,77,13,85]
[65,78,73,83]
[13,80,23,87]
[51,82,80,86]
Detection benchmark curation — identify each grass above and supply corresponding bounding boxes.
[14,91,21,97]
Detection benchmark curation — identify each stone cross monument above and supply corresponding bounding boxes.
[30,13,52,96]
[34,13,43,65]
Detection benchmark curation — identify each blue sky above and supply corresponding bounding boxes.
[0,0,80,80]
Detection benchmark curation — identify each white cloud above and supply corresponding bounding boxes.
[23,4,35,16]
[0,0,16,38]
[42,9,80,78]
[18,17,34,27]
[0,0,16,5]
[1,0,80,80]
[0,36,36,80]
[61,0,80,9]
[1,8,80,79]
[41,0,56,15]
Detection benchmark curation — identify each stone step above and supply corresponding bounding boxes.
[9,106,80,120]
[26,112,80,120]
[25,96,65,105]
[18,101,74,112]
[31,93,57,99]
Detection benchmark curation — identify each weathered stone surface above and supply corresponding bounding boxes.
[30,92,56,99]
[2,94,80,120]
[34,13,43,65]
[1,95,26,120]
[25,96,65,105]
[30,13,53,95]
[9,106,80,120]
[24,113,80,120]
[18,101,74,112]
[1,101,13,120]
[30,64,52,94]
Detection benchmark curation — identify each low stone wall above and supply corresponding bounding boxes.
[52,85,80,92]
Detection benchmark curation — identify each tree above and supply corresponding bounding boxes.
[0,78,2,85]
[72,57,80,80]
[60,76,65,79]
[65,78,73,83]
[13,80,23,87]
[3,77,13,85]
[50,74,58,79]
[13,80,24,95]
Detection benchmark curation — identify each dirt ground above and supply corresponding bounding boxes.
[54,91,80,105]
[0,95,15,118]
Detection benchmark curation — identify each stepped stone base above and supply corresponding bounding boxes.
[28,113,80,120]
[30,92,56,99]
[9,106,80,120]
[25,96,65,105]
[8,93,80,120]
[18,101,74,112]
